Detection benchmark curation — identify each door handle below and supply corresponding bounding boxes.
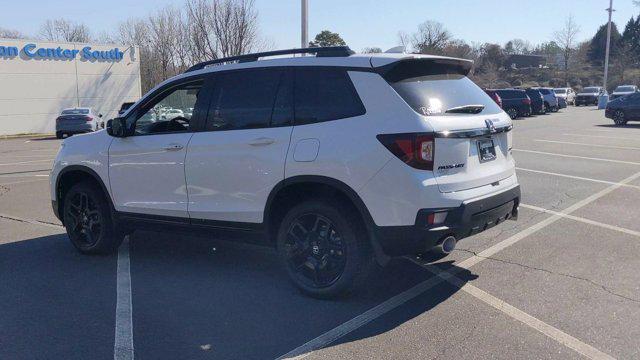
[249,137,276,146]
[163,143,184,151]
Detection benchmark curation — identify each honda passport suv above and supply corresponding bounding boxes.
[50,47,520,298]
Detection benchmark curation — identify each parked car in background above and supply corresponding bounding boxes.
[118,102,135,116]
[493,89,531,119]
[609,85,638,101]
[605,92,640,126]
[524,88,545,114]
[484,89,503,108]
[55,108,103,139]
[535,88,559,112]
[554,88,575,105]
[575,86,605,106]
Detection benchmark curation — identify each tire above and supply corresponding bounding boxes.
[613,110,628,126]
[63,182,123,254]
[506,108,518,120]
[56,132,64,139]
[276,199,372,299]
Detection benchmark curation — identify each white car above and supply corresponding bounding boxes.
[50,47,520,298]
[553,87,576,106]
[610,85,638,101]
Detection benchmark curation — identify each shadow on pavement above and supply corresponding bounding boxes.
[129,231,476,359]
[596,123,640,129]
[0,234,117,360]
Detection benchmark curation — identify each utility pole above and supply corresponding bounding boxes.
[301,0,308,49]
[599,0,614,109]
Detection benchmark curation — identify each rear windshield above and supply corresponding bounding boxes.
[538,88,551,95]
[61,109,89,115]
[582,87,599,93]
[553,89,567,94]
[390,74,502,116]
[615,86,635,92]
[496,90,526,99]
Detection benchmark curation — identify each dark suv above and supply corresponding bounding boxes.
[606,92,640,126]
[524,88,545,115]
[493,89,531,119]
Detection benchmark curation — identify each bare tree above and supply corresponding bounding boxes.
[410,20,451,55]
[553,15,580,86]
[40,19,91,42]
[0,27,25,39]
[362,47,382,53]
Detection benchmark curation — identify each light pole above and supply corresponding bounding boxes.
[301,0,308,49]
[599,0,614,109]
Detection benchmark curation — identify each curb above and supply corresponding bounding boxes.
[0,133,56,140]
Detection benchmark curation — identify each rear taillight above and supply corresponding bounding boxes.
[377,133,434,170]
[84,116,93,122]
[55,117,62,123]
[496,95,503,108]
[523,98,531,105]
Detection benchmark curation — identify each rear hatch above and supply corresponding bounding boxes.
[377,57,515,193]
[57,109,91,125]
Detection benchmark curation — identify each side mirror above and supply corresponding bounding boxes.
[106,117,128,137]
[99,114,103,118]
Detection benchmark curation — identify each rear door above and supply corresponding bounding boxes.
[185,68,293,224]
[386,63,515,193]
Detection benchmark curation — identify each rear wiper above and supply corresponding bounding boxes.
[445,104,485,114]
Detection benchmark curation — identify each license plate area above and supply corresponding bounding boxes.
[477,138,496,163]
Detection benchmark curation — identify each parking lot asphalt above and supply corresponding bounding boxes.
[1,107,639,359]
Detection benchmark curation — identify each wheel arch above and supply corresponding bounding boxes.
[55,165,114,221]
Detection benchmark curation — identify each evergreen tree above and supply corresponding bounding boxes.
[587,23,621,65]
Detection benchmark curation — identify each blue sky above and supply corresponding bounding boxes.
[1,0,638,51]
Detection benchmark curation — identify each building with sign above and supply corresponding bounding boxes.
[0,38,141,136]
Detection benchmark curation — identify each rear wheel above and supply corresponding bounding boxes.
[277,200,371,299]
[613,110,628,126]
[56,132,64,139]
[63,183,123,254]
[506,108,518,120]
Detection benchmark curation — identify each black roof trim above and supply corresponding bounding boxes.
[184,46,355,73]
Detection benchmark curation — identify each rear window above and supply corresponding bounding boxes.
[61,109,89,115]
[615,86,635,92]
[538,88,551,95]
[582,87,599,93]
[496,89,526,100]
[390,74,502,116]
[553,89,567,94]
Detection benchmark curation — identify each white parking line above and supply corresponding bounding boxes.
[277,170,640,359]
[421,266,615,360]
[114,236,134,360]
[0,178,50,186]
[516,167,640,190]
[562,133,640,141]
[521,203,640,238]
[534,139,640,151]
[0,159,53,166]
[513,149,640,166]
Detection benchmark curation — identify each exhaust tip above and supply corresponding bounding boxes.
[433,236,456,255]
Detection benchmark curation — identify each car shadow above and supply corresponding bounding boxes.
[0,231,477,360]
[128,230,476,359]
[29,136,59,141]
[596,123,640,129]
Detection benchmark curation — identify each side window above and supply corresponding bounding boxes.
[206,69,285,131]
[133,80,203,135]
[294,68,366,125]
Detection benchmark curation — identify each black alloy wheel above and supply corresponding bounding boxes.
[507,108,518,120]
[613,110,627,126]
[66,191,102,247]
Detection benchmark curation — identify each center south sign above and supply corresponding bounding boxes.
[0,43,124,61]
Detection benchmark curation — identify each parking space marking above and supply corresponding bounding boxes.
[562,133,640,141]
[278,170,640,359]
[513,149,640,166]
[521,203,640,238]
[0,159,53,166]
[516,167,640,190]
[420,265,615,360]
[114,237,134,360]
[534,139,640,151]
[0,213,63,229]
[0,178,50,186]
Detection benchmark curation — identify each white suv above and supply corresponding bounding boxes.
[50,47,520,298]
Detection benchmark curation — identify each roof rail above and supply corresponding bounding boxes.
[184,46,355,73]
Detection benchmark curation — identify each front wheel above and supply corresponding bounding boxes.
[63,183,123,254]
[277,200,372,299]
[613,110,628,126]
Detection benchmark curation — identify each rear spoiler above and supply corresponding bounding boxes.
[374,57,474,83]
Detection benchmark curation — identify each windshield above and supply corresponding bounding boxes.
[390,74,502,116]
[582,87,599,93]
[61,109,90,115]
[615,86,635,92]
[553,89,567,94]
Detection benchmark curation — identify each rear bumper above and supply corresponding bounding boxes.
[56,124,93,133]
[373,185,521,256]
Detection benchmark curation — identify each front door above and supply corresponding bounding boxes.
[109,78,207,218]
